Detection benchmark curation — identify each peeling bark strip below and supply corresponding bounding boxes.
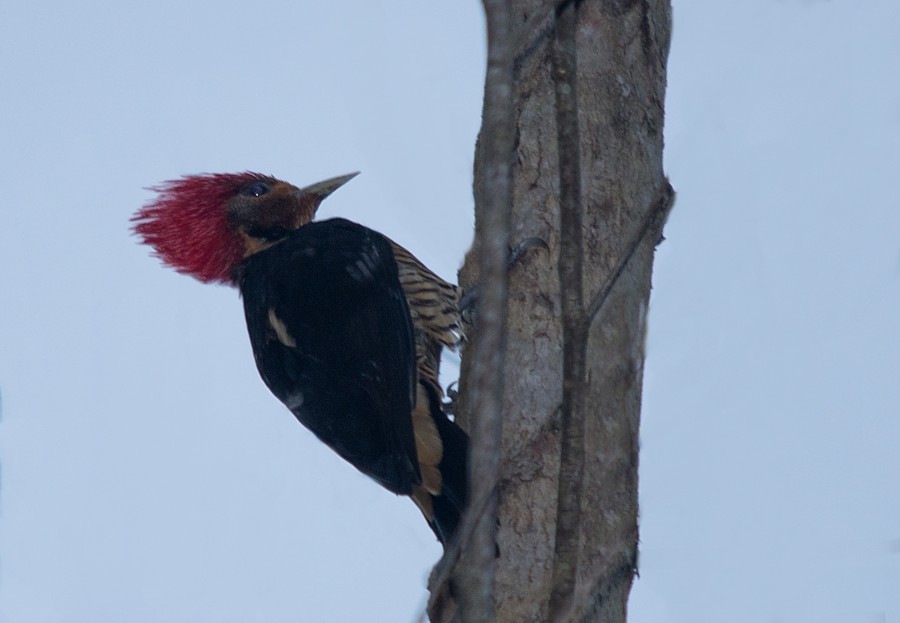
[548,0,586,620]
[434,1,515,622]
[430,1,672,621]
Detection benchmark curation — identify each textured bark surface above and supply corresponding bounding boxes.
[450,1,514,621]
[433,1,672,621]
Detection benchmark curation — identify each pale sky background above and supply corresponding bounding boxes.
[1,1,898,622]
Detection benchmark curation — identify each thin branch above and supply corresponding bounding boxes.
[584,179,675,328]
[445,0,515,621]
[547,1,586,621]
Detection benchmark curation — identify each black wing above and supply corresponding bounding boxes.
[235,218,420,495]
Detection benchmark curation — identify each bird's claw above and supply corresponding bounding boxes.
[459,236,548,320]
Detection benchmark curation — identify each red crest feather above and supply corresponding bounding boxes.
[132,172,268,285]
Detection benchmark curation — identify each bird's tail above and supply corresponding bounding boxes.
[411,382,469,546]
[429,406,469,544]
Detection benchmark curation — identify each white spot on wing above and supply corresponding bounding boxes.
[284,391,304,410]
[267,308,297,348]
[346,247,380,282]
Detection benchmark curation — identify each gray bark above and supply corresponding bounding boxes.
[430,1,673,621]
[451,1,514,621]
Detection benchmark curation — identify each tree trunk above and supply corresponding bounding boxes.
[431,1,673,621]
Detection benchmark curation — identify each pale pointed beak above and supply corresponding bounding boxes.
[295,172,360,201]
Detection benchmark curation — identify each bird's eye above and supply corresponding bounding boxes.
[241,181,271,197]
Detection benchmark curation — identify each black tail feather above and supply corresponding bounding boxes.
[420,384,469,545]
[430,412,469,543]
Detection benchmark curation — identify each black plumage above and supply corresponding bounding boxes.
[236,218,421,494]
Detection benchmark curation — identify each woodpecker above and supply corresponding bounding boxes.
[133,172,468,544]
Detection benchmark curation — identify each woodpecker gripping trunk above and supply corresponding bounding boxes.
[134,173,469,545]
[235,218,468,543]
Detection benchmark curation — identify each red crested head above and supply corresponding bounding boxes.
[132,171,359,286]
[133,172,265,285]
